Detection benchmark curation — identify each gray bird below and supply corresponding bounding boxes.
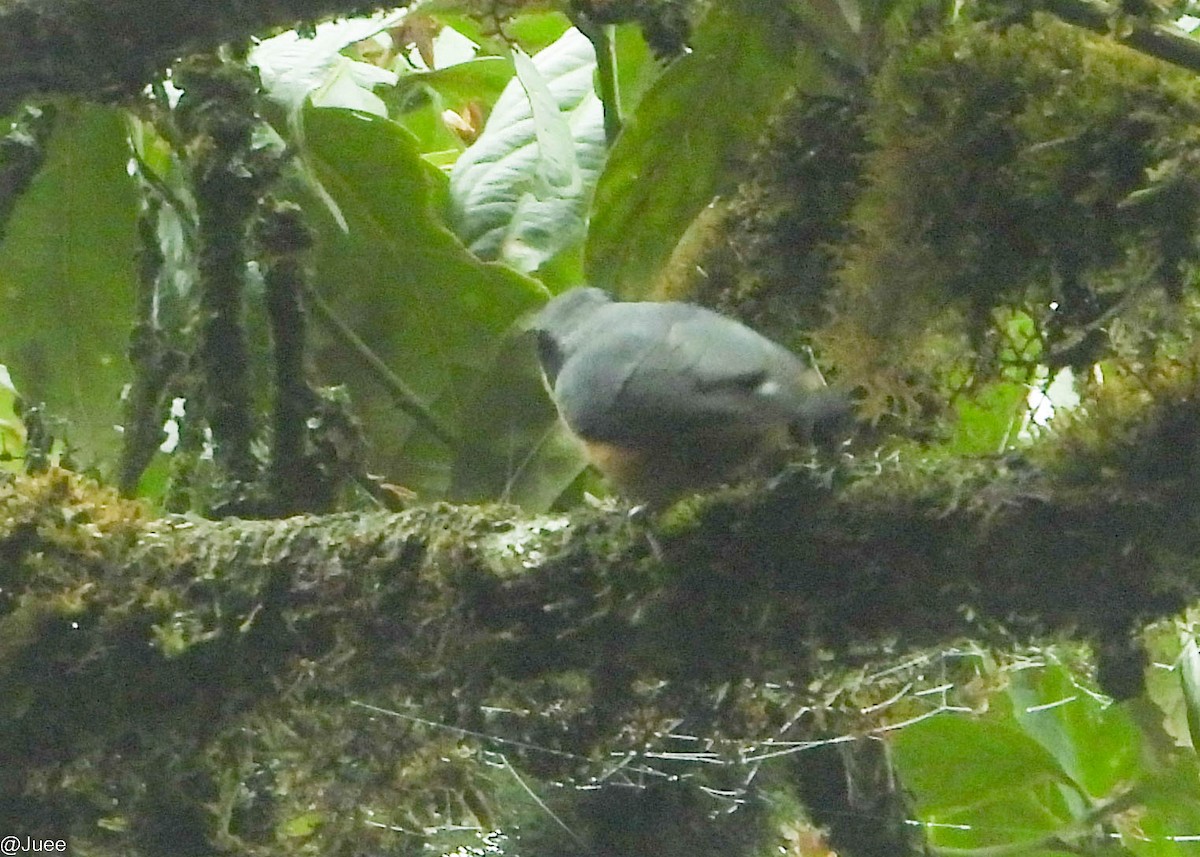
[532,287,852,503]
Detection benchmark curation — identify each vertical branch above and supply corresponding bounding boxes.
[119,186,189,496]
[256,199,334,515]
[142,60,363,514]
[173,58,278,500]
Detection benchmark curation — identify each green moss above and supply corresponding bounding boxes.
[1,450,1195,855]
[823,16,1200,418]
[0,471,518,855]
[1035,338,1200,486]
[693,94,868,345]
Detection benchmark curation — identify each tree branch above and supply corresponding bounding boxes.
[2,400,1197,849]
[0,0,398,109]
[3,448,1196,752]
[1039,0,1200,73]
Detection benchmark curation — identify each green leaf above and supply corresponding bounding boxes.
[586,0,844,298]
[449,28,606,275]
[612,22,661,120]
[392,56,515,110]
[916,786,1080,852]
[1125,762,1200,856]
[448,326,586,509]
[393,93,467,158]
[949,380,1028,454]
[279,809,323,838]
[1008,661,1141,798]
[300,106,544,493]
[386,57,517,162]
[892,713,1076,813]
[0,102,138,471]
[433,10,573,56]
[1179,633,1200,754]
[0,364,24,467]
[894,712,1103,852]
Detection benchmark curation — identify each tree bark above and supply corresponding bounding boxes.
[0,0,395,109]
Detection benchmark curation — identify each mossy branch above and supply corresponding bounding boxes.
[1039,0,1200,73]
[2,440,1197,755]
[0,0,401,109]
[3,379,1200,850]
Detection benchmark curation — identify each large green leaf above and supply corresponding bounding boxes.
[1124,761,1200,857]
[301,106,545,493]
[611,22,660,121]
[0,102,138,470]
[1008,661,1141,798]
[446,326,586,509]
[386,57,516,164]
[390,56,515,110]
[585,0,847,298]
[893,713,1086,850]
[893,713,1076,812]
[448,28,606,275]
[915,788,1081,853]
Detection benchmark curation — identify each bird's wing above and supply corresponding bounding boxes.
[555,305,813,442]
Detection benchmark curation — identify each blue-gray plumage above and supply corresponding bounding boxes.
[532,288,851,502]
